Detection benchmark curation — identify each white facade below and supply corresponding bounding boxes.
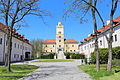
[79,22,120,60]
[0,29,32,62]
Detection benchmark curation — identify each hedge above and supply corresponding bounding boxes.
[64,52,85,59]
[90,46,120,64]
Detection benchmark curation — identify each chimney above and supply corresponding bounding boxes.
[88,34,91,37]
[106,20,110,25]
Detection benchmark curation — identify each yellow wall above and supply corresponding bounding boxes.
[64,43,78,53]
[43,44,56,53]
[43,43,78,53]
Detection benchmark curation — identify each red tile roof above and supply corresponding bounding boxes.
[65,39,78,43]
[44,39,56,43]
[113,16,120,22]
[44,39,78,43]
[0,22,30,44]
[80,16,120,44]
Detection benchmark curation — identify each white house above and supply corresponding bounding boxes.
[79,16,120,61]
[0,22,32,63]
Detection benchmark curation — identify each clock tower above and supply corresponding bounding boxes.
[56,22,66,59]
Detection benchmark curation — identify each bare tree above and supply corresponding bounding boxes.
[65,0,119,71]
[106,0,118,71]
[30,39,44,58]
[0,0,49,72]
[83,0,119,71]
[64,0,100,71]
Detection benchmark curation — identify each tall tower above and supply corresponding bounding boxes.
[56,22,65,59]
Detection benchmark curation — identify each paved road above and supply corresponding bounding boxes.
[18,60,93,80]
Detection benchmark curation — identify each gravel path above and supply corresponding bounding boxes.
[18,60,93,80]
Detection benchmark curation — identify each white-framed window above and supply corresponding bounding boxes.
[58,31,61,34]
[100,40,102,46]
[59,40,61,42]
[59,36,61,38]
[115,34,117,42]
[14,43,16,48]
[0,38,2,44]
[72,45,74,47]
[66,45,68,47]
[59,45,61,47]
[18,44,19,49]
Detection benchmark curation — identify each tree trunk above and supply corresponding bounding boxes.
[7,29,12,72]
[107,41,112,70]
[91,3,100,72]
[107,12,114,71]
[95,36,100,72]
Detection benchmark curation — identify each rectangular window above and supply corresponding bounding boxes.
[46,50,47,52]
[58,31,61,34]
[59,36,61,38]
[100,40,102,46]
[72,45,74,47]
[53,45,54,47]
[14,43,16,48]
[70,50,72,52]
[74,50,76,52]
[112,36,113,42]
[115,34,117,41]
[46,45,47,47]
[59,45,61,47]
[51,50,52,52]
[20,45,22,49]
[18,44,19,49]
[0,38,2,44]
[59,40,61,42]
[66,45,68,47]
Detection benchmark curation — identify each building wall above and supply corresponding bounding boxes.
[43,43,56,53]
[79,25,120,59]
[64,43,78,53]
[0,30,32,62]
[0,31,5,62]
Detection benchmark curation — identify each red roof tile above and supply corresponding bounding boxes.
[44,39,56,43]
[44,39,78,43]
[0,22,30,44]
[80,16,120,43]
[113,16,120,22]
[65,39,78,43]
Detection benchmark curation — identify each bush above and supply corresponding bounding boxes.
[41,53,54,59]
[64,52,85,59]
[64,52,71,59]
[90,46,120,64]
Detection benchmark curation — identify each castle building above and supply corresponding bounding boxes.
[0,23,32,63]
[43,22,79,59]
[79,16,120,61]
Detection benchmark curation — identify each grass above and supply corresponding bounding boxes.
[78,64,120,80]
[0,64,38,80]
[32,59,73,63]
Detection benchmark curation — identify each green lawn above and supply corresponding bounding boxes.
[32,59,73,62]
[78,64,120,80]
[0,64,38,80]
